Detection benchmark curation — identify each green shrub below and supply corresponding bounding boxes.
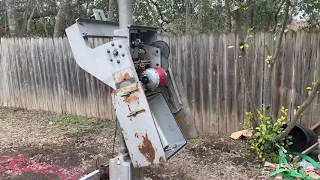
[244,106,292,163]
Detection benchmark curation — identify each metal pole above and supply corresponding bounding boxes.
[117,1,144,179]
[117,0,133,156]
[117,0,132,158]
[118,0,133,28]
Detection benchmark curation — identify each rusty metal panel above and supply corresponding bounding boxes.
[112,82,167,168]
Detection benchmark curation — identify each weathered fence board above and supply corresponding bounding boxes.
[0,32,319,135]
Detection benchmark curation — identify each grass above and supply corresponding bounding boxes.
[50,114,113,133]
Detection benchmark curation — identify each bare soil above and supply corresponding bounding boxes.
[0,106,269,180]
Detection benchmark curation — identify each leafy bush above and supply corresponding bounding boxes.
[244,106,292,163]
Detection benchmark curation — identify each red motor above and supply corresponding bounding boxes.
[141,67,167,91]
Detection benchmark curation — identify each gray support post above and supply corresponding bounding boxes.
[117,1,144,180]
[117,0,132,159]
[118,0,133,28]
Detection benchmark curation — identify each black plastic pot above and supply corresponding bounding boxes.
[286,125,318,152]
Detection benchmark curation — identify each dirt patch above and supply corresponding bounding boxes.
[0,106,268,180]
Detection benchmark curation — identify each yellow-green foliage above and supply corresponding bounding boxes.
[244,106,292,163]
[265,55,272,68]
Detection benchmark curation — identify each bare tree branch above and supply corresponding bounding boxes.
[225,0,235,19]
[270,0,290,65]
[148,0,169,30]
[273,0,286,33]
[19,9,29,36]
[186,0,190,33]
[27,7,36,33]
[6,0,20,36]
[107,0,117,21]
[277,81,320,141]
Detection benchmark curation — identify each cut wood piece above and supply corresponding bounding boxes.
[293,142,319,162]
[172,68,198,139]
[305,170,320,179]
[311,122,320,135]
[230,130,252,140]
[243,130,253,138]
[230,130,245,140]
[275,174,283,180]
[264,161,278,169]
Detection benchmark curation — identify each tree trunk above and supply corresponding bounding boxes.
[185,0,190,33]
[19,9,29,36]
[53,0,69,37]
[6,0,20,37]
[239,47,259,129]
[234,8,241,32]
[247,5,254,28]
[26,7,36,34]
[225,0,232,33]
[277,81,320,141]
[107,0,117,21]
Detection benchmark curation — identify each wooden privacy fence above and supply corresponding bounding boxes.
[0,32,319,135]
[0,38,115,120]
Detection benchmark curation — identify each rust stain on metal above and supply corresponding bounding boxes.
[128,105,133,120]
[123,86,139,94]
[134,160,141,168]
[134,133,139,138]
[138,133,156,164]
[159,156,165,163]
[123,94,139,104]
[118,72,132,82]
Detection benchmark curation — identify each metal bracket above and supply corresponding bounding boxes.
[76,18,119,38]
[121,89,139,97]
[127,109,146,117]
[92,8,107,21]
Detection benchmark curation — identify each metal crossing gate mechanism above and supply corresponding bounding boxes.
[66,9,189,180]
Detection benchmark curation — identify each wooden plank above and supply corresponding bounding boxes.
[10,38,21,107]
[226,34,235,134]
[16,38,26,109]
[9,38,17,107]
[301,32,313,127]
[2,39,12,107]
[22,38,36,109]
[280,32,294,117]
[200,34,209,133]
[21,38,31,109]
[270,33,283,119]
[293,31,304,124]
[209,34,219,134]
[29,39,39,110]
[43,38,56,112]
[310,33,320,128]
[56,38,68,114]
[263,33,273,116]
[218,34,227,134]
[256,33,264,115]
[291,31,300,123]
[185,35,193,112]
[61,38,74,115]
[311,121,320,135]
[86,39,97,117]
[77,54,88,117]
[193,35,202,134]
[0,38,9,106]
